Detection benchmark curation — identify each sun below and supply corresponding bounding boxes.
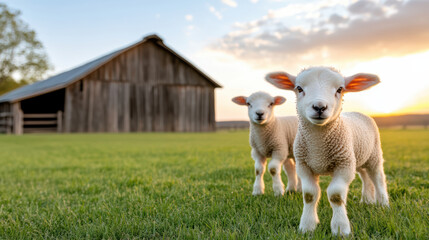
[345,50,429,116]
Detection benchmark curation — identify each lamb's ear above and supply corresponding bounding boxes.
[273,96,286,105]
[232,96,248,105]
[265,72,296,90]
[344,73,380,92]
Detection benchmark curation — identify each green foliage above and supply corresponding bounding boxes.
[0,130,427,239]
[0,76,28,95]
[0,3,50,94]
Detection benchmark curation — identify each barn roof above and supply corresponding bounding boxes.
[0,34,221,103]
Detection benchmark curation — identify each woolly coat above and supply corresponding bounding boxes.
[250,116,298,160]
[294,112,382,175]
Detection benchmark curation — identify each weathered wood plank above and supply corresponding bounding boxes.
[82,79,89,132]
[57,111,63,133]
[136,84,143,131]
[107,82,118,132]
[0,112,13,117]
[144,85,152,131]
[0,119,13,126]
[64,86,72,132]
[24,127,57,133]
[92,80,102,132]
[24,113,57,118]
[87,80,94,132]
[129,83,137,131]
[209,89,215,131]
[12,102,23,135]
[123,82,130,132]
[24,120,57,125]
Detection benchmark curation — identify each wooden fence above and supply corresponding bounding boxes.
[0,112,13,134]
[0,111,63,134]
[23,112,63,134]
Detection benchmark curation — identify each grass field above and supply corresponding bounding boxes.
[0,129,428,239]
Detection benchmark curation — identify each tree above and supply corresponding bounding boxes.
[0,3,51,95]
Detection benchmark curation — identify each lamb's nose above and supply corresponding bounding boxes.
[312,104,327,114]
[256,112,264,117]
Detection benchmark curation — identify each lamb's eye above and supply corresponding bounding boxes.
[296,86,304,93]
[269,102,274,107]
[247,103,251,107]
[337,87,343,94]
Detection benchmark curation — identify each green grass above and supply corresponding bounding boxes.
[0,129,428,239]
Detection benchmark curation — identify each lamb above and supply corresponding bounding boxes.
[266,67,389,236]
[232,91,300,196]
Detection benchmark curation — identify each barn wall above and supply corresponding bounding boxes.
[64,41,216,132]
[85,41,214,87]
[0,102,12,133]
[0,102,10,113]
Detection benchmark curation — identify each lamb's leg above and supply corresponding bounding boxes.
[268,156,285,196]
[327,168,355,236]
[357,168,376,204]
[251,149,266,196]
[283,158,299,192]
[297,163,320,233]
[367,161,389,206]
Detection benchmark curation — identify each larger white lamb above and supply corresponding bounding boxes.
[266,67,389,236]
[232,91,300,196]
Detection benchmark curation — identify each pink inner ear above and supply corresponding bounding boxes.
[232,96,247,105]
[266,72,296,90]
[274,96,286,105]
[345,74,380,92]
[272,74,294,89]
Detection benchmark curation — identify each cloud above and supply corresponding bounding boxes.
[222,0,238,7]
[185,14,193,21]
[267,0,348,19]
[212,0,429,69]
[251,0,259,3]
[209,6,223,20]
[328,14,348,25]
[348,0,385,15]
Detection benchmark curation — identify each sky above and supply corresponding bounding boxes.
[3,0,429,121]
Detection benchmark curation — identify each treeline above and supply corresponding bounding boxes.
[217,114,429,130]
[372,114,429,129]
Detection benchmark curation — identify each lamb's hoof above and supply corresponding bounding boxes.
[299,220,318,233]
[375,194,390,207]
[331,220,351,236]
[360,196,376,205]
[378,199,390,207]
[252,188,264,196]
[273,187,285,196]
[286,185,296,192]
[286,184,302,193]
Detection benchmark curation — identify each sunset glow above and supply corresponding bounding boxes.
[3,0,429,121]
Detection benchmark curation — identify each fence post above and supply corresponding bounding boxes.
[57,111,63,133]
[6,114,12,134]
[12,103,23,135]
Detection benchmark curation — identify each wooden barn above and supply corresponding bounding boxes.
[0,34,221,134]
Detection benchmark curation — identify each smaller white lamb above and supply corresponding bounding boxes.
[266,67,389,236]
[232,91,300,196]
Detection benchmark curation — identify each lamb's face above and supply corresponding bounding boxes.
[294,68,344,125]
[265,67,380,126]
[232,92,286,125]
